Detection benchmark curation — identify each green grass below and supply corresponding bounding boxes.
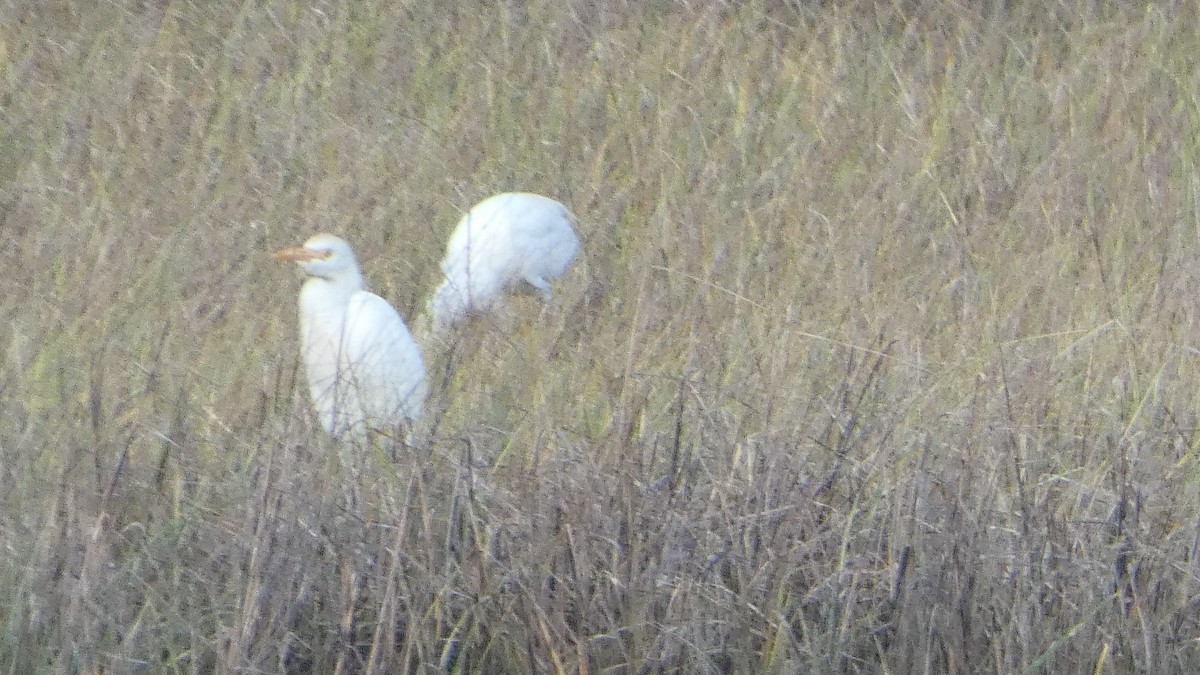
[4,0,1200,672]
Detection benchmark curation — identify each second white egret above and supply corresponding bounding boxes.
[427,192,580,333]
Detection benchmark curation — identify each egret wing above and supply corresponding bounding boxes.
[343,291,428,431]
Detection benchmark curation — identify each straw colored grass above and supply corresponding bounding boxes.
[4,1,1200,672]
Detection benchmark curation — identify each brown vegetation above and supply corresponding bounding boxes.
[4,1,1200,672]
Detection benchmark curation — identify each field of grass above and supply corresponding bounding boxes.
[4,0,1200,672]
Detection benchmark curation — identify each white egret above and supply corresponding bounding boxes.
[276,234,427,443]
[427,192,580,333]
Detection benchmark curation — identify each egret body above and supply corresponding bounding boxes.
[276,234,427,442]
[428,192,579,333]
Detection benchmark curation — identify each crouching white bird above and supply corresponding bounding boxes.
[276,234,427,443]
[428,192,580,333]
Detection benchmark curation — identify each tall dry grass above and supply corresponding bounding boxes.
[4,0,1200,672]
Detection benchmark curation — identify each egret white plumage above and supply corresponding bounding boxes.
[428,192,580,333]
[276,234,427,443]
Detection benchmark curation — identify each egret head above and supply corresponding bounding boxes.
[275,233,364,287]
